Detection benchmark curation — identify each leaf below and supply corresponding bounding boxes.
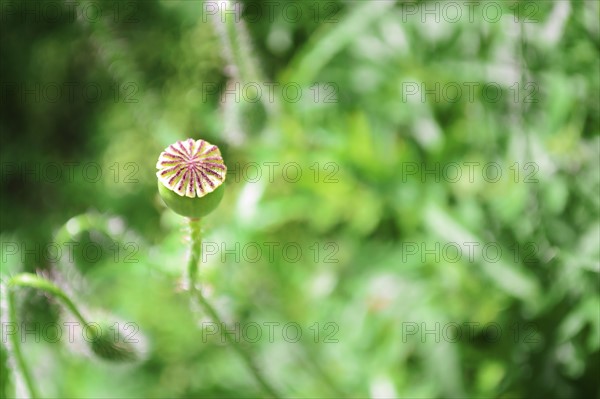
[424,202,541,305]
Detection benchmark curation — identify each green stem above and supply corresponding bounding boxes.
[8,274,88,326]
[217,0,262,85]
[186,218,281,398]
[6,273,91,399]
[6,289,39,399]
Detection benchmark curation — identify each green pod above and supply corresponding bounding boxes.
[158,180,225,218]
[156,138,227,218]
[88,322,140,362]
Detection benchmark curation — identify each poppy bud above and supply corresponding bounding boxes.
[87,322,141,362]
[156,138,227,218]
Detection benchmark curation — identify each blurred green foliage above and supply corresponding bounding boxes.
[1,0,599,398]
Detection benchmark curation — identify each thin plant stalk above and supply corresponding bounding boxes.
[6,289,39,399]
[5,273,91,399]
[186,218,281,398]
[210,0,262,84]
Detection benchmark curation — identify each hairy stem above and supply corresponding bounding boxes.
[186,218,280,398]
[6,273,91,399]
[6,289,38,399]
[9,274,88,326]
[210,0,262,84]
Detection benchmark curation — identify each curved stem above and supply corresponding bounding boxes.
[8,274,88,326]
[186,218,281,398]
[6,273,91,399]
[6,288,39,399]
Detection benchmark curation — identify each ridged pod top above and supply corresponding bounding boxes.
[156,138,227,198]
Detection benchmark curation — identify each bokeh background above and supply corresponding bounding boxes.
[1,0,599,398]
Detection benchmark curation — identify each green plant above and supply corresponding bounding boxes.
[1,211,147,398]
[156,138,280,398]
[2,0,598,397]
[2,273,140,398]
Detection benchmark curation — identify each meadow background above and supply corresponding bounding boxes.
[1,0,599,398]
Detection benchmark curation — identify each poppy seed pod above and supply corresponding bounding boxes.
[156,138,227,218]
